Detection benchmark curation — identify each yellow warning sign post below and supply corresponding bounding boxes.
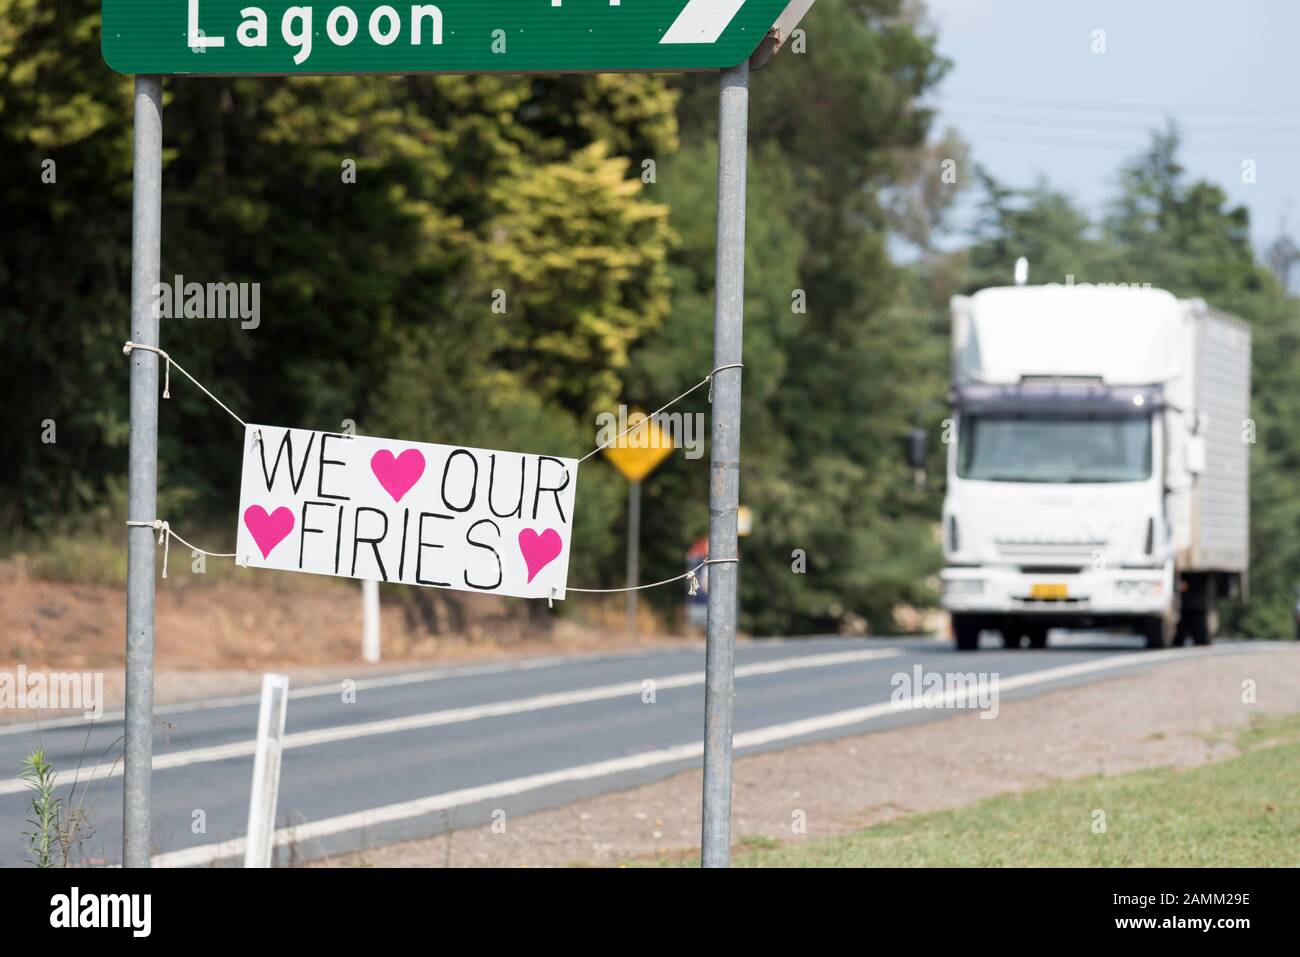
[604,410,676,637]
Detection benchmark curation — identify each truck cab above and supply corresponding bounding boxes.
[938,283,1249,650]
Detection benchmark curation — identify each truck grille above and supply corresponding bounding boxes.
[996,538,1105,562]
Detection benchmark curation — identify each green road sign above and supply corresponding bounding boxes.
[102,1,802,76]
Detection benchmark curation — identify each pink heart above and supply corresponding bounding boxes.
[371,449,426,503]
[244,505,295,559]
[518,528,563,584]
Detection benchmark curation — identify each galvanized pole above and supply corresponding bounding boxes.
[124,75,163,868]
[700,59,748,868]
[625,479,641,637]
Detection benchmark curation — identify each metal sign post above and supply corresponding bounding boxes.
[124,74,163,869]
[626,479,642,638]
[701,59,748,868]
[111,0,813,869]
[605,410,671,639]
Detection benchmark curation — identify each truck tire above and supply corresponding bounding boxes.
[1026,626,1048,649]
[1183,608,1212,646]
[1001,629,1023,650]
[1141,616,1172,649]
[952,615,981,651]
[1179,575,1216,646]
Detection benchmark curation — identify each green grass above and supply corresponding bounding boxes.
[5,531,254,588]
[708,716,1300,868]
[2,528,352,591]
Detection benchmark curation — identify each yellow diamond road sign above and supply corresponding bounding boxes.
[604,410,675,483]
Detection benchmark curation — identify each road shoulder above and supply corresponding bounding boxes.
[313,647,1300,867]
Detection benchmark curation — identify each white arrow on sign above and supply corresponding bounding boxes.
[661,0,748,44]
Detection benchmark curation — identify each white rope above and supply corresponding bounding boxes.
[558,557,739,607]
[126,520,237,579]
[566,557,738,593]
[118,340,737,460]
[117,342,744,598]
[577,363,743,464]
[122,341,248,429]
[126,516,736,601]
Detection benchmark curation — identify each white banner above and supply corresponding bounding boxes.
[235,425,578,599]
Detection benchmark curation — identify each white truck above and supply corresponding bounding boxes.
[930,280,1251,650]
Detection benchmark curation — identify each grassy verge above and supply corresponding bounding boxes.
[3,531,252,588]
[673,715,1300,868]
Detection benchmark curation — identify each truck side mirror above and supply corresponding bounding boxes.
[907,428,928,470]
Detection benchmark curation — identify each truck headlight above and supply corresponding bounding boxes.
[943,579,985,595]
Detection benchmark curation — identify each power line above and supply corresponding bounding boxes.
[954,130,1300,156]
[939,110,1300,139]
[933,92,1300,118]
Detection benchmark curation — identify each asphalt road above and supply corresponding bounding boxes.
[0,633,1279,866]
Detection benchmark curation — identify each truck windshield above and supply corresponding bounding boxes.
[957,414,1152,483]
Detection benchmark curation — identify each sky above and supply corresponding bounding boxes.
[921,0,1300,264]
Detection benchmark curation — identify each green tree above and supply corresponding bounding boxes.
[0,0,678,554]
[616,0,950,634]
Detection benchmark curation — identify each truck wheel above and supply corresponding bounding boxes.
[1179,575,1216,646]
[952,615,981,651]
[1001,630,1023,649]
[1026,627,1048,649]
[1141,616,1172,649]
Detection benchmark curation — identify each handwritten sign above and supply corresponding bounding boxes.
[235,425,578,599]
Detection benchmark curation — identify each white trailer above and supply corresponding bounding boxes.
[935,281,1250,650]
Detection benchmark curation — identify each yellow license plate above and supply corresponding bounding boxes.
[1031,583,1069,599]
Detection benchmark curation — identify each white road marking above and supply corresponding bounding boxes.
[151,741,708,867]
[0,645,694,737]
[151,645,1246,867]
[0,648,901,797]
[661,0,748,44]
